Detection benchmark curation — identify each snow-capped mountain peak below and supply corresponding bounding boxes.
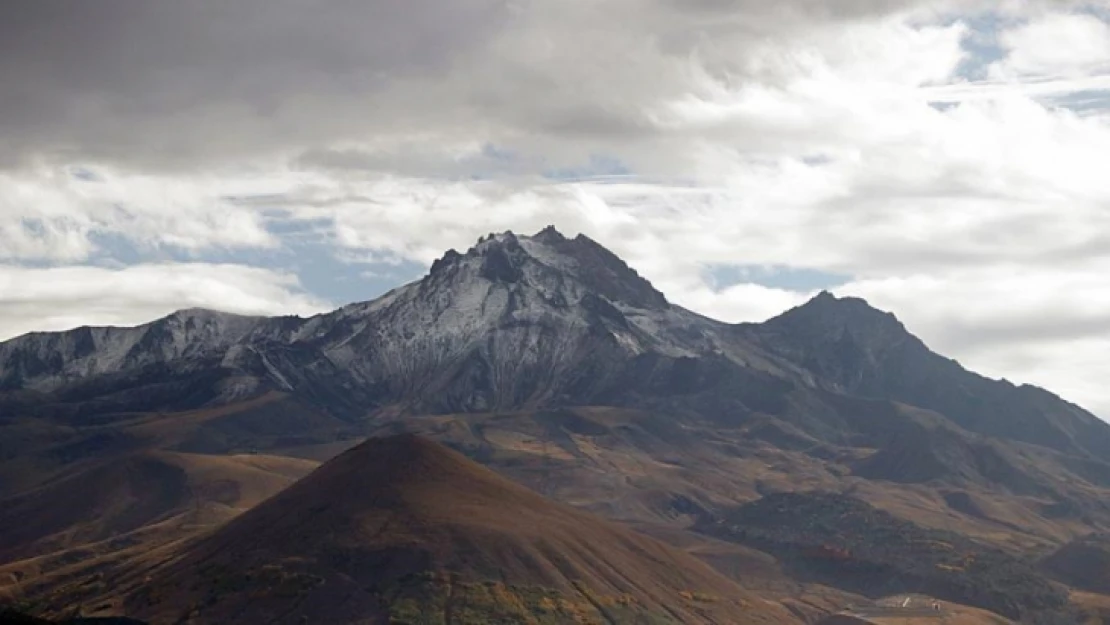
[429,227,668,310]
[0,228,725,410]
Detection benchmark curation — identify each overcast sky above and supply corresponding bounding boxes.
[2,0,1110,415]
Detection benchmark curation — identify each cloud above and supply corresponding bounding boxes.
[0,263,328,341]
[992,11,1110,79]
[269,84,1110,280]
[0,0,1038,172]
[0,0,511,170]
[0,167,280,261]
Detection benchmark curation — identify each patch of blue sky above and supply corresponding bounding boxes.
[542,154,631,181]
[704,264,851,293]
[951,12,1009,81]
[1047,89,1110,115]
[20,218,47,237]
[86,220,425,309]
[87,231,146,267]
[1082,3,1110,21]
[458,143,523,181]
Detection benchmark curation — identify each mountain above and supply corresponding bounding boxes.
[34,435,798,624]
[746,293,1110,458]
[0,228,795,419]
[5,227,1106,465]
[4,228,1110,528]
[6,227,1110,622]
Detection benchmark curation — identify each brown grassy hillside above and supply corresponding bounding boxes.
[0,451,316,568]
[68,434,801,624]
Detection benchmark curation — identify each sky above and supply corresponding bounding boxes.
[2,1,1110,415]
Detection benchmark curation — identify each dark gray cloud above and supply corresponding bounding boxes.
[0,0,510,168]
[0,0,1000,172]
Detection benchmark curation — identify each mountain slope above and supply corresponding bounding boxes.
[59,435,798,624]
[1041,534,1110,594]
[0,449,317,563]
[698,492,1071,621]
[745,293,1110,458]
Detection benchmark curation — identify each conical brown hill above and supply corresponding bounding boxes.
[123,434,795,624]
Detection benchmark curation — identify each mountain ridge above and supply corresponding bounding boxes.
[2,226,1107,460]
[744,289,1110,458]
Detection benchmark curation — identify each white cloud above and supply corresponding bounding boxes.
[670,282,814,324]
[0,263,328,341]
[0,167,281,261]
[992,11,1110,79]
